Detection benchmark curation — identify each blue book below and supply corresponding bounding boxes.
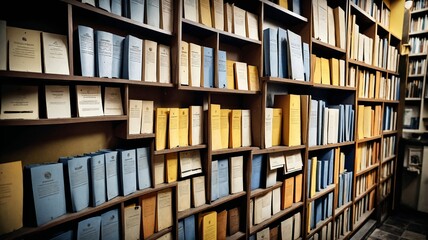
[350,109,355,141]
[317,100,325,145]
[112,34,124,79]
[211,160,219,201]
[98,0,111,12]
[122,35,142,80]
[292,0,301,15]
[117,149,137,196]
[323,195,328,220]
[320,149,334,185]
[77,216,101,240]
[202,46,214,88]
[129,0,144,23]
[99,149,119,201]
[327,192,333,217]
[184,215,196,240]
[344,104,351,141]
[218,158,229,198]
[146,0,160,28]
[178,220,185,240]
[87,153,106,207]
[263,28,278,77]
[251,154,263,190]
[101,209,120,240]
[217,50,227,88]
[77,25,95,77]
[136,147,151,190]
[315,198,323,224]
[49,230,73,240]
[24,163,67,226]
[347,172,353,203]
[278,27,288,78]
[307,158,312,197]
[316,160,322,191]
[338,174,343,207]
[310,201,315,229]
[249,235,256,240]
[302,42,310,81]
[322,160,329,189]
[111,0,122,16]
[60,156,90,212]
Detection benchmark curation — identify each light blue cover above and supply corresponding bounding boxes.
[98,0,111,12]
[338,173,343,207]
[320,149,334,185]
[87,153,106,207]
[347,172,353,203]
[217,50,227,88]
[327,192,333,217]
[28,163,67,226]
[263,28,278,77]
[112,34,124,79]
[178,220,185,240]
[77,216,101,240]
[303,42,310,81]
[211,160,219,201]
[78,25,95,77]
[316,160,322,192]
[292,0,301,15]
[49,230,73,240]
[315,198,323,224]
[123,35,142,80]
[350,109,355,141]
[217,158,229,198]
[136,147,151,190]
[101,209,120,240]
[95,32,114,78]
[310,201,315,229]
[66,156,90,212]
[99,150,119,201]
[118,149,137,196]
[146,0,160,28]
[322,160,329,189]
[129,0,145,23]
[251,154,263,190]
[184,215,196,240]
[278,27,288,78]
[111,0,122,16]
[203,46,214,88]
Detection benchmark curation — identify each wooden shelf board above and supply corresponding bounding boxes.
[249,202,303,235]
[212,146,258,155]
[253,145,305,154]
[350,2,376,24]
[356,163,379,177]
[154,144,207,155]
[353,209,376,230]
[146,227,173,240]
[355,185,377,202]
[178,85,259,94]
[380,174,394,184]
[308,184,336,202]
[313,83,356,91]
[382,130,398,136]
[409,30,428,36]
[402,129,426,133]
[348,59,389,73]
[382,155,396,163]
[334,201,353,216]
[261,0,308,22]
[411,7,428,14]
[250,182,283,198]
[0,115,127,126]
[357,135,381,144]
[118,133,155,140]
[409,52,428,57]
[308,141,355,151]
[226,231,246,240]
[405,97,423,101]
[408,74,426,78]
[311,38,347,53]
[177,191,246,220]
[307,216,333,238]
[357,98,385,103]
[261,76,312,86]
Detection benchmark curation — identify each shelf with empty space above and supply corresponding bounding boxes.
[311,38,347,56]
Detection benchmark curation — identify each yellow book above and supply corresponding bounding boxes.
[226,60,235,89]
[180,41,189,85]
[168,108,179,148]
[375,71,381,99]
[368,72,375,98]
[165,152,178,183]
[199,0,212,27]
[7,27,42,73]
[179,108,189,147]
[200,211,217,240]
[321,57,331,85]
[220,109,231,149]
[155,108,169,150]
[357,105,364,140]
[274,94,301,146]
[330,58,339,86]
[313,55,321,84]
[307,202,312,233]
[363,106,372,138]
[278,0,288,9]
[310,156,317,197]
[156,189,173,231]
[294,173,302,203]
[210,104,222,150]
[281,177,294,209]
[247,65,260,91]
[272,108,282,146]
[229,109,242,148]
[141,193,156,238]
[212,0,224,31]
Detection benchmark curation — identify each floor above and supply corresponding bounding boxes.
[368,207,428,240]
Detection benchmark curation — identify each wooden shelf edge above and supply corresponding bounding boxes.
[355,185,377,202]
[311,38,347,53]
[146,227,173,240]
[253,145,305,154]
[154,144,207,155]
[212,147,258,155]
[250,181,283,198]
[313,83,356,91]
[308,184,336,202]
[334,201,353,216]
[226,231,246,240]
[353,209,376,231]
[261,77,312,86]
[308,141,355,151]
[0,115,127,126]
[357,135,381,144]
[307,216,333,238]
[356,163,379,177]
[260,0,308,22]
[178,85,259,94]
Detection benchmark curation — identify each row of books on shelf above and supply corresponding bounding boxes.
[311,1,347,49]
[383,135,396,159]
[355,170,376,197]
[410,14,428,33]
[308,192,334,232]
[0,22,69,74]
[354,190,375,223]
[406,79,424,98]
[409,58,426,75]
[334,208,352,239]
[211,156,244,200]
[349,14,374,65]
[338,171,353,208]
[413,0,428,11]
[357,104,382,139]
[357,70,401,100]
[381,160,394,179]
[308,99,355,147]
[179,41,260,91]
[383,106,398,131]
[250,212,301,240]
[183,0,261,40]
[356,141,380,172]
[403,105,420,129]
[81,0,174,33]
[309,221,333,240]
[312,55,348,87]
[373,35,399,72]
[78,25,171,82]
[263,27,310,81]
[0,85,122,120]
[307,151,334,198]
[380,178,392,199]
[409,36,428,54]
[351,0,391,27]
